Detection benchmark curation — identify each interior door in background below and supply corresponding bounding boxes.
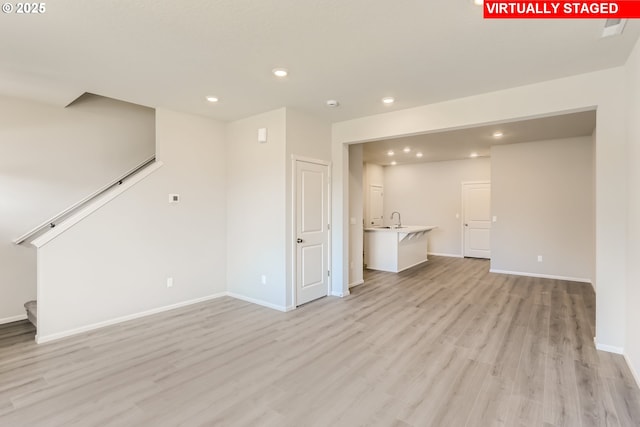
[463,182,491,259]
[295,160,330,306]
[368,185,383,227]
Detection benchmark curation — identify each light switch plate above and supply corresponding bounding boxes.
[258,128,268,143]
[169,194,180,204]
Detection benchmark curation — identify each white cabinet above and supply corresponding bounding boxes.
[364,226,437,273]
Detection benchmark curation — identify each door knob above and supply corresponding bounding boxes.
[464,223,468,226]
[297,238,303,243]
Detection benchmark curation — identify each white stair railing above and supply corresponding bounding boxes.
[13,155,156,245]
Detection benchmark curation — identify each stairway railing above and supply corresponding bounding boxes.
[13,155,156,245]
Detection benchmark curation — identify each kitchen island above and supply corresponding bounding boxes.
[364,225,437,273]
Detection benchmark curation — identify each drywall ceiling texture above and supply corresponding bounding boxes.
[382,158,491,257]
[36,109,227,341]
[625,37,640,386]
[0,2,639,122]
[491,137,594,282]
[0,94,155,323]
[332,67,627,352]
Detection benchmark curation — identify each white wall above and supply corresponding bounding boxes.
[332,67,627,350]
[348,145,364,287]
[226,108,287,309]
[363,162,384,226]
[285,109,332,306]
[383,158,490,256]
[491,137,594,281]
[625,38,640,385]
[36,109,226,341]
[0,94,155,323]
[226,108,332,310]
[285,108,332,164]
[591,130,597,288]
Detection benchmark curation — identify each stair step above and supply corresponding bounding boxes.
[24,300,37,328]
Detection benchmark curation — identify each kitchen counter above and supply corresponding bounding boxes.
[364,225,437,273]
[364,225,437,234]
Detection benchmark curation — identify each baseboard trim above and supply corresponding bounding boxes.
[331,289,350,297]
[0,314,27,325]
[349,279,364,288]
[489,269,591,284]
[428,252,463,258]
[594,337,624,354]
[398,260,429,273]
[36,293,226,344]
[225,292,291,312]
[624,353,640,390]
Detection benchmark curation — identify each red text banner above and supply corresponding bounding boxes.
[484,1,640,18]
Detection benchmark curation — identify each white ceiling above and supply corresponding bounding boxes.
[361,110,596,165]
[1,1,638,122]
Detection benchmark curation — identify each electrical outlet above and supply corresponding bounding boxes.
[492,216,498,222]
[167,277,174,288]
[261,275,267,285]
[537,255,543,262]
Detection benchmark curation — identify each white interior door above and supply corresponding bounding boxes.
[296,160,329,306]
[463,182,491,259]
[368,185,384,226]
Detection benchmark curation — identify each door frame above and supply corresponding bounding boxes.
[367,184,384,227]
[291,155,332,307]
[461,181,491,258]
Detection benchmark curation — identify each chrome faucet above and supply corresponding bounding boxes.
[391,211,402,228]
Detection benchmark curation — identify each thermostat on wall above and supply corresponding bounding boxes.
[169,194,180,204]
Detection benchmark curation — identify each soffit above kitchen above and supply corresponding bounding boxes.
[361,110,596,165]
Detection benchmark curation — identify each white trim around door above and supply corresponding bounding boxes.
[291,156,332,307]
[461,181,491,259]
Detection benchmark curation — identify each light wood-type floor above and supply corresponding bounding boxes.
[1,257,639,426]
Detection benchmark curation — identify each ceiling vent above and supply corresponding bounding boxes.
[602,19,626,38]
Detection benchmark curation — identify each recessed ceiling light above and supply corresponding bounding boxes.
[470,152,479,158]
[206,96,219,103]
[493,131,504,138]
[387,150,395,156]
[474,0,484,5]
[416,152,423,158]
[382,97,395,105]
[403,147,411,153]
[391,161,397,166]
[272,68,288,77]
[326,99,340,108]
